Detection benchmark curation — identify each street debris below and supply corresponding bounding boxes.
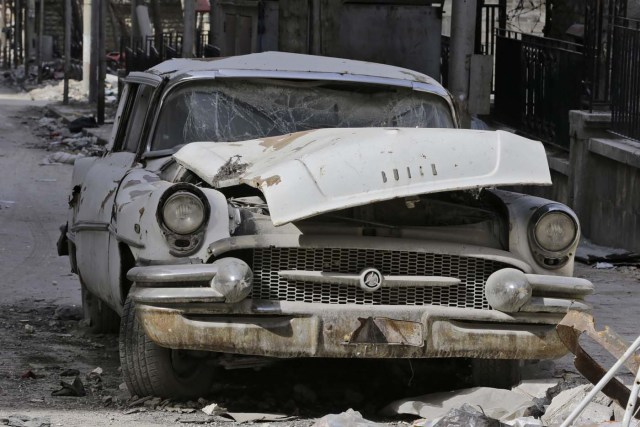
[577,238,640,265]
[2,298,639,426]
[127,395,153,407]
[201,402,227,416]
[19,370,42,380]
[223,412,295,423]
[53,305,82,321]
[143,397,163,409]
[102,395,114,406]
[68,116,98,133]
[59,369,80,377]
[431,403,503,427]
[87,367,103,379]
[313,409,377,427]
[23,324,34,334]
[40,152,84,165]
[123,407,146,415]
[0,200,15,209]
[24,74,119,103]
[595,262,616,269]
[85,367,104,392]
[383,387,533,422]
[557,310,640,410]
[541,384,613,426]
[29,115,107,164]
[51,376,87,397]
[0,414,51,427]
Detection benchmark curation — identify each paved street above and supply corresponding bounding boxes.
[0,87,79,307]
[0,84,639,425]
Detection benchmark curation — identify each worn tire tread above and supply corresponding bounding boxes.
[119,294,215,398]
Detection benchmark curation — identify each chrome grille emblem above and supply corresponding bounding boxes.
[359,268,383,292]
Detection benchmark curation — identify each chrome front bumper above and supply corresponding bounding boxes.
[127,260,594,360]
[132,300,569,359]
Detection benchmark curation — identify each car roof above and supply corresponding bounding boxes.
[145,51,440,86]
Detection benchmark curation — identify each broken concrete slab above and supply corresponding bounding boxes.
[432,403,502,427]
[313,409,378,427]
[503,417,543,427]
[3,414,51,427]
[512,379,561,400]
[383,387,533,422]
[223,412,295,423]
[201,402,226,416]
[541,384,613,426]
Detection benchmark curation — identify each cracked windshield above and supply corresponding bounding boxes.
[152,80,455,150]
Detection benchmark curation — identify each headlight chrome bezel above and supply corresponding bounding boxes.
[528,204,579,269]
[162,192,206,235]
[157,184,210,256]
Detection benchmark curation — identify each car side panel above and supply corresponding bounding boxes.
[71,152,137,305]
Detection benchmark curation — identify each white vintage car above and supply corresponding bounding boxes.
[59,52,593,399]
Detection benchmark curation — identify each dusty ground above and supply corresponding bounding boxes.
[0,80,639,426]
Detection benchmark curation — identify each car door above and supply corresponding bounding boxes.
[71,81,158,307]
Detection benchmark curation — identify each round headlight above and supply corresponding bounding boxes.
[162,192,205,235]
[533,210,577,252]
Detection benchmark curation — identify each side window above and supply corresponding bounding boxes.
[122,85,155,153]
[110,84,135,152]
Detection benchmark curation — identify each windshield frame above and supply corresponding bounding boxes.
[144,71,459,154]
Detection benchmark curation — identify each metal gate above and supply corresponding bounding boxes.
[494,30,584,150]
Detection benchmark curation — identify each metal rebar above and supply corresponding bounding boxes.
[560,334,640,427]
[622,364,640,427]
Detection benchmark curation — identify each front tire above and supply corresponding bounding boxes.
[119,295,215,399]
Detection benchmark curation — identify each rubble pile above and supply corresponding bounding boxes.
[32,116,107,165]
[383,375,635,427]
[26,73,119,103]
[3,62,119,103]
[27,80,87,103]
[0,414,51,427]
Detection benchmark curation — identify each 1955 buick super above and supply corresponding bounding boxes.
[58,52,593,398]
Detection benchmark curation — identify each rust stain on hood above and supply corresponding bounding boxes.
[259,131,314,151]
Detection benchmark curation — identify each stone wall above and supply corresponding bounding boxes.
[519,110,640,253]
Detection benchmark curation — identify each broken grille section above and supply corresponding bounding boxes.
[252,248,513,309]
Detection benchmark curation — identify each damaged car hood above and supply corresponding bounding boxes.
[173,128,551,226]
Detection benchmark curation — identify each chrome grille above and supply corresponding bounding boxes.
[252,248,513,309]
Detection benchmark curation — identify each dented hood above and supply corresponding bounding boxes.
[173,128,551,226]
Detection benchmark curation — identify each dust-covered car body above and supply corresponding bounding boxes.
[60,52,593,397]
